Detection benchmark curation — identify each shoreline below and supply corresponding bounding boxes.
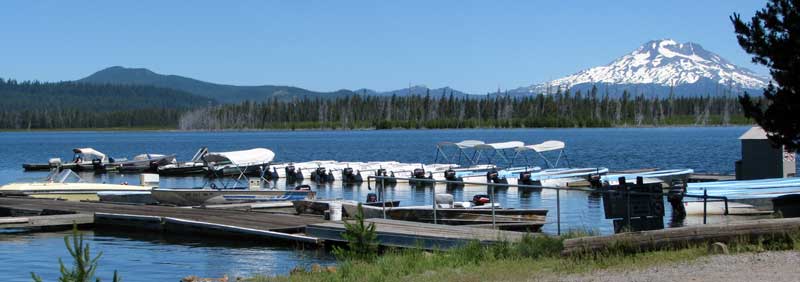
[0,124,754,133]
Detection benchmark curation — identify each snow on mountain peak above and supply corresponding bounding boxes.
[521,39,769,95]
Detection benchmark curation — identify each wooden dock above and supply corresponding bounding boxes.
[689,173,736,182]
[0,213,93,230]
[0,197,536,249]
[0,197,325,243]
[562,217,800,255]
[307,218,531,250]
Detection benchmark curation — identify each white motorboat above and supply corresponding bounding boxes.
[602,169,695,186]
[157,147,209,176]
[682,177,800,215]
[204,148,276,177]
[0,170,157,201]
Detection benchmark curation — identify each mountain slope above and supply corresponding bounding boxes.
[512,39,770,97]
[355,85,472,97]
[0,79,213,111]
[79,66,357,103]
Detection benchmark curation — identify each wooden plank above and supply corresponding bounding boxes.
[0,213,93,229]
[562,217,800,256]
[307,218,530,249]
[163,217,320,243]
[0,197,324,232]
[196,201,294,210]
[95,213,163,231]
[0,217,29,224]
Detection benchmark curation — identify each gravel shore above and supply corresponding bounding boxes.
[542,251,800,282]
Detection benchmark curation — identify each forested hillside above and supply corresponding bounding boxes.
[178,88,750,130]
[79,66,357,103]
[0,79,213,129]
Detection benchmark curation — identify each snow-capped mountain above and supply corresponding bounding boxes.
[511,39,770,97]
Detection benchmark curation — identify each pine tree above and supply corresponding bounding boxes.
[732,0,800,150]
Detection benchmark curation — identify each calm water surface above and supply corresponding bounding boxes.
[0,127,751,281]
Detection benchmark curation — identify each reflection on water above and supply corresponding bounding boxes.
[0,229,333,282]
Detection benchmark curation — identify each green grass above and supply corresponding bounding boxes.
[248,231,800,282]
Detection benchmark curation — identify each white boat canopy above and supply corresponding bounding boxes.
[516,140,566,153]
[203,148,275,166]
[72,148,108,162]
[133,154,166,161]
[474,141,525,150]
[436,140,485,149]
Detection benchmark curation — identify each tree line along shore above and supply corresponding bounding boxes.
[0,79,751,130]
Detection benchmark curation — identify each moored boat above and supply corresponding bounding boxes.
[0,170,157,201]
[157,147,209,176]
[151,188,316,206]
[204,148,275,177]
[340,194,548,231]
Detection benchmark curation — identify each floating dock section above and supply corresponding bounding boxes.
[308,218,531,250]
[0,197,324,243]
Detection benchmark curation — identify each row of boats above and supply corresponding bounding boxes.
[20,140,694,189]
[12,139,800,219]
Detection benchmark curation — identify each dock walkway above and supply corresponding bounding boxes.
[307,218,531,250]
[0,197,533,249]
[0,197,325,242]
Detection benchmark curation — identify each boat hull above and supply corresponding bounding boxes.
[342,202,548,230]
[157,164,208,176]
[151,189,316,206]
[0,182,153,201]
[97,191,157,204]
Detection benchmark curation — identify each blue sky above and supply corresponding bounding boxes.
[1,0,768,93]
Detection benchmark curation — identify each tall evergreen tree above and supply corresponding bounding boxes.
[732,0,800,150]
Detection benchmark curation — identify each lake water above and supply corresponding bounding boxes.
[0,127,752,280]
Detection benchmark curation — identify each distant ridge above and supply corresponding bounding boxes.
[355,85,472,97]
[79,66,357,103]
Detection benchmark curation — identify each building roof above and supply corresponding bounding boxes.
[739,126,768,140]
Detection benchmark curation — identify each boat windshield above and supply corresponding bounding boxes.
[46,170,83,183]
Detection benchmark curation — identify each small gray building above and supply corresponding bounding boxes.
[736,127,796,180]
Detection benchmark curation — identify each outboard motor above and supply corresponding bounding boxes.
[366,193,378,203]
[472,194,491,206]
[444,169,462,182]
[267,166,279,181]
[294,184,312,191]
[412,168,427,179]
[518,171,534,185]
[375,168,397,184]
[91,159,104,171]
[311,167,328,182]
[342,167,363,184]
[486,169,508,184]
[285,165,298,183]
[587,174,603,189]
[411,168,432,186]
[667,180,686,218]
[149,161,160,172]
[324,169,335,182]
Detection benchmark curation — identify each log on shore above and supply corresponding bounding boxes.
[562,217,800,256]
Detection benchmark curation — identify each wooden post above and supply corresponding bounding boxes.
[382,177,387,219]
[432,182,437,225]
[703,189,708,224]
[491,184,496,229]
[556,188,561,235]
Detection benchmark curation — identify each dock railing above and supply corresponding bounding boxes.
[366,175,724,235]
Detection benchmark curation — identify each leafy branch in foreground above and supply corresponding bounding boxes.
[31,225,121,282]
[332,203,379,262]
